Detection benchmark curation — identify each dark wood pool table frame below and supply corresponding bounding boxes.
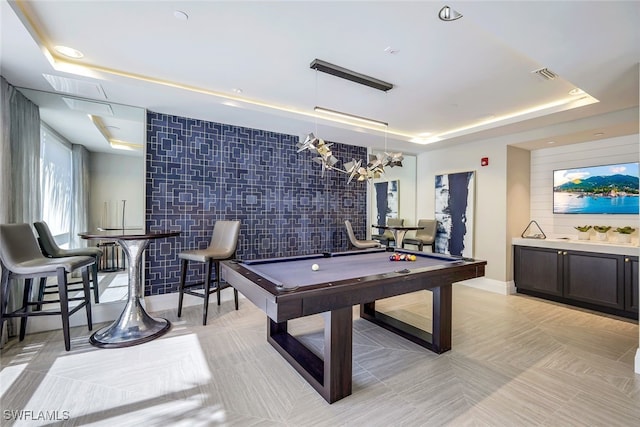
[220,250,486,403]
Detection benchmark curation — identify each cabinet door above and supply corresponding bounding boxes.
[564,251,624,310]
[514,246,562,296]
[624,256,638,313]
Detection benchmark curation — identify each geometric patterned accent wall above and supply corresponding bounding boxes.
[144,111,368,296]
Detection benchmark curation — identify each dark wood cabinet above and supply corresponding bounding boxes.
[513,246,563,296]
[624,256,638,313]
[514,245,637,319]
[563,251,624,310]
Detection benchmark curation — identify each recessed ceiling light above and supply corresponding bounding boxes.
[173,10,189,21]
[232,88,243,94]
[547,141,556,144]
[54,45,84,59]
[384,46,400,55]
[569,88,585,96]
[438,6,463,21]
[593,132,605,136]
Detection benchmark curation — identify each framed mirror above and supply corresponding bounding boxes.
[17,87,145,305]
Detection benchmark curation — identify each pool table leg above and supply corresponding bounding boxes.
[360,284,452,354]
[267,306,353,403]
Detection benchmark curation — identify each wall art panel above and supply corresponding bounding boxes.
[434,171,475,257]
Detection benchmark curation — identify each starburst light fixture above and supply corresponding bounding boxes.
[296,132,404,184]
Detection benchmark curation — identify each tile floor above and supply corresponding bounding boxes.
[1,285,638,426]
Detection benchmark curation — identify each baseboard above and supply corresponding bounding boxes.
[455,277,514,295]
[22,289,241,335]
[635,347,640,374]
[20,278,509,335]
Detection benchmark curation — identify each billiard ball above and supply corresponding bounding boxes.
[312,263,319,271]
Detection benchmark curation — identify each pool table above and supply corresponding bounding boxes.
[220,248,486,403]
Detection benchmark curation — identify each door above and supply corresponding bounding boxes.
[514,246,563,297]
[564,251,624,310]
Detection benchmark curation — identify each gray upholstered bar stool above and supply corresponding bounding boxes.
[34,221,103,304]
[345,220,380,249]
[0,223,94,351]
[177,220,241,325]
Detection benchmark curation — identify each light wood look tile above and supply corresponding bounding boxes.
[1,284,638,426]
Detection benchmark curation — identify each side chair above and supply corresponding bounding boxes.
[0,223,94,351]
[34,221,102,305]
[402,219,437,252]
[177,220,241,325]
[344,220,380,249]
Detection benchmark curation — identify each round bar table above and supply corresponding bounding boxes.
[79,229,180,348]
[372,224,423,248]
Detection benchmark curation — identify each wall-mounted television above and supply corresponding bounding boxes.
[553,162,639,214]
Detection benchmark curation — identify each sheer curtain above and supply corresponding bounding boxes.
[70,144,90,248]
[0,77,11,344]
[0,76,41,341]
[0,77,11,223]
[9,83,41,223]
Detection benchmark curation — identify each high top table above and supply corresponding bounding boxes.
[79,229,180,348]
[372,224,423,248]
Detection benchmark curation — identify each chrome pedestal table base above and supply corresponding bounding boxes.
[80,230,179,348]
[372,225,424,248]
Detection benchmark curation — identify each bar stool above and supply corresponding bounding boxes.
[0,223,94,351]
[33,221,103,304]
[177,220,241,325]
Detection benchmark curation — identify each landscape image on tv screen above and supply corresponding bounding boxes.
[553,162,639,214]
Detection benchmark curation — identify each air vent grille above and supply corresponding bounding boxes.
[532,67,558,80]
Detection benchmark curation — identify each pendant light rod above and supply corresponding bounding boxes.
[310,59,393,92]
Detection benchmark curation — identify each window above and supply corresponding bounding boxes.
[40,125,72,247]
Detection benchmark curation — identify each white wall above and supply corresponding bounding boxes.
[417,138,508,283]
[530,135,640,242]
[506,146,531,283]
[89,153,145,231]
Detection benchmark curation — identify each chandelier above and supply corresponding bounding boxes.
[298,59,404,183]
[296,132,404,184]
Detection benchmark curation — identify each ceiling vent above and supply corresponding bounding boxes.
[43,74,107,99]
[62,97,113,116]
[532,67,558,80]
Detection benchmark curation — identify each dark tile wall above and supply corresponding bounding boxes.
[144,111,368,296]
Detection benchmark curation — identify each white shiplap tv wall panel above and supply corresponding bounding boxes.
[530,134,640,239]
